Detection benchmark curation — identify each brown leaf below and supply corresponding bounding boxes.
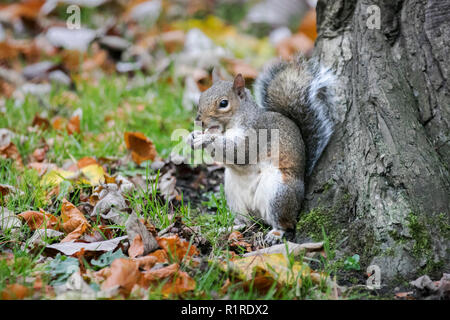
[276,33,314,60]
[0,142,23,168]
[1,284,30,300]
[18,209,60,231]
[124,132,157,165]
[225,59,258,81]
[51,116,66,131]
[0,0,45,22]
[128,234,144,258]
[67,115,80,135]
[77,156,98,169]
[142,263,195,296]
[101,258,141,296]
[148,249,169,263]
[32,147,46,162]
[157,235,199,263]
[228,231,252,252]
[125,211,159,255]
[133,255,158,271]
[60,198,90,242]
[27,162,57,176]
[297,8,317,41]
[31,114,50,130]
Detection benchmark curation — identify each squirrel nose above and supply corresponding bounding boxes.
[195,115,203,125]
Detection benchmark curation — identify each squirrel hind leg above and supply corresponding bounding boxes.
[259,173,304,245]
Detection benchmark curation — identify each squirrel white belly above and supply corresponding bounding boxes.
[187,55,335,244]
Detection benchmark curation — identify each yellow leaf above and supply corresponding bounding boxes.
[80,164,105,186]
[221,253,324,286]
[41,169,78,187]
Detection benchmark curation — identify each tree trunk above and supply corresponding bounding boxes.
[301,0,450,284]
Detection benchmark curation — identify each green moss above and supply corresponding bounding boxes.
[407,212,432,259]
[296,207,340,245]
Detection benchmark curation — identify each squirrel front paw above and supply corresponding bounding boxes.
[264,229,285,246]
[186,131,217,150]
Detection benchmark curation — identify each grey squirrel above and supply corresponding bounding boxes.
[187,55,335,244]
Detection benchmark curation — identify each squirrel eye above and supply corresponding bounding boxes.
[219,99,229,109]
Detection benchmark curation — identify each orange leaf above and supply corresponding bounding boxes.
[77,156,98,169]
[32,147,46,162]
[1,284,30,300]
[297,8,317,41]
[0,0,45,21]
[157,235,199,263]
[18,209,60,231]
[276,34,314,60]
[31,114,50,130]
[124,132,157,165]
[133,255,158,271]
[102,258,141,296]
[148,249,169,263]
[51,116,66,131]
[142,263,195,296]
[67,115,80,135]
[128,234,145,258]
[60,199,90,242]
[0,142,23,168]
[61,223,89,243]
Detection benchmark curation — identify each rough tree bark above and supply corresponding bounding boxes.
[300,0,450,284]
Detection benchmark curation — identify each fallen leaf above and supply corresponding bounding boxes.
[124,132,157,165]
[297,8,317,41]
[142,263,195,296]
[276,33,314,60]
[28,162,57,176]
[0,0,45,22]
[54,272,119,300]
[91,184,128,224]
[128,234,144,258]
[221,253,327,289]
[395,291,415,299]
[91,249,126,269]
[46,235,128,256]
[157,235,198,263]
[0,142,23,168]
[60,198,90,242]
[31,114,50,130]
[27,229,64,247]
[32,147,47,162]
[1,284,30,300]
[125,211,159,256]
[67,115,80,135]
[0,207,22,233]
[101,258,141,296]
[158,170,180,201]
[18,209,60,230]
[243,241,324,258]
[80,164,105,186]
[41,168,79,187]
[133,255,158,271]
[228,231,252,252]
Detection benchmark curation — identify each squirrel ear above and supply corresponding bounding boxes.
[212,67,222,84]
[233,74,245,98]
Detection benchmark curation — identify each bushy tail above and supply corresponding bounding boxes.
[254,55,335,176]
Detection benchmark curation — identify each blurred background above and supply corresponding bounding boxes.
[0,0,318,160]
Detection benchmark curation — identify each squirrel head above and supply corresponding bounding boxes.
[195,69,246,134]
